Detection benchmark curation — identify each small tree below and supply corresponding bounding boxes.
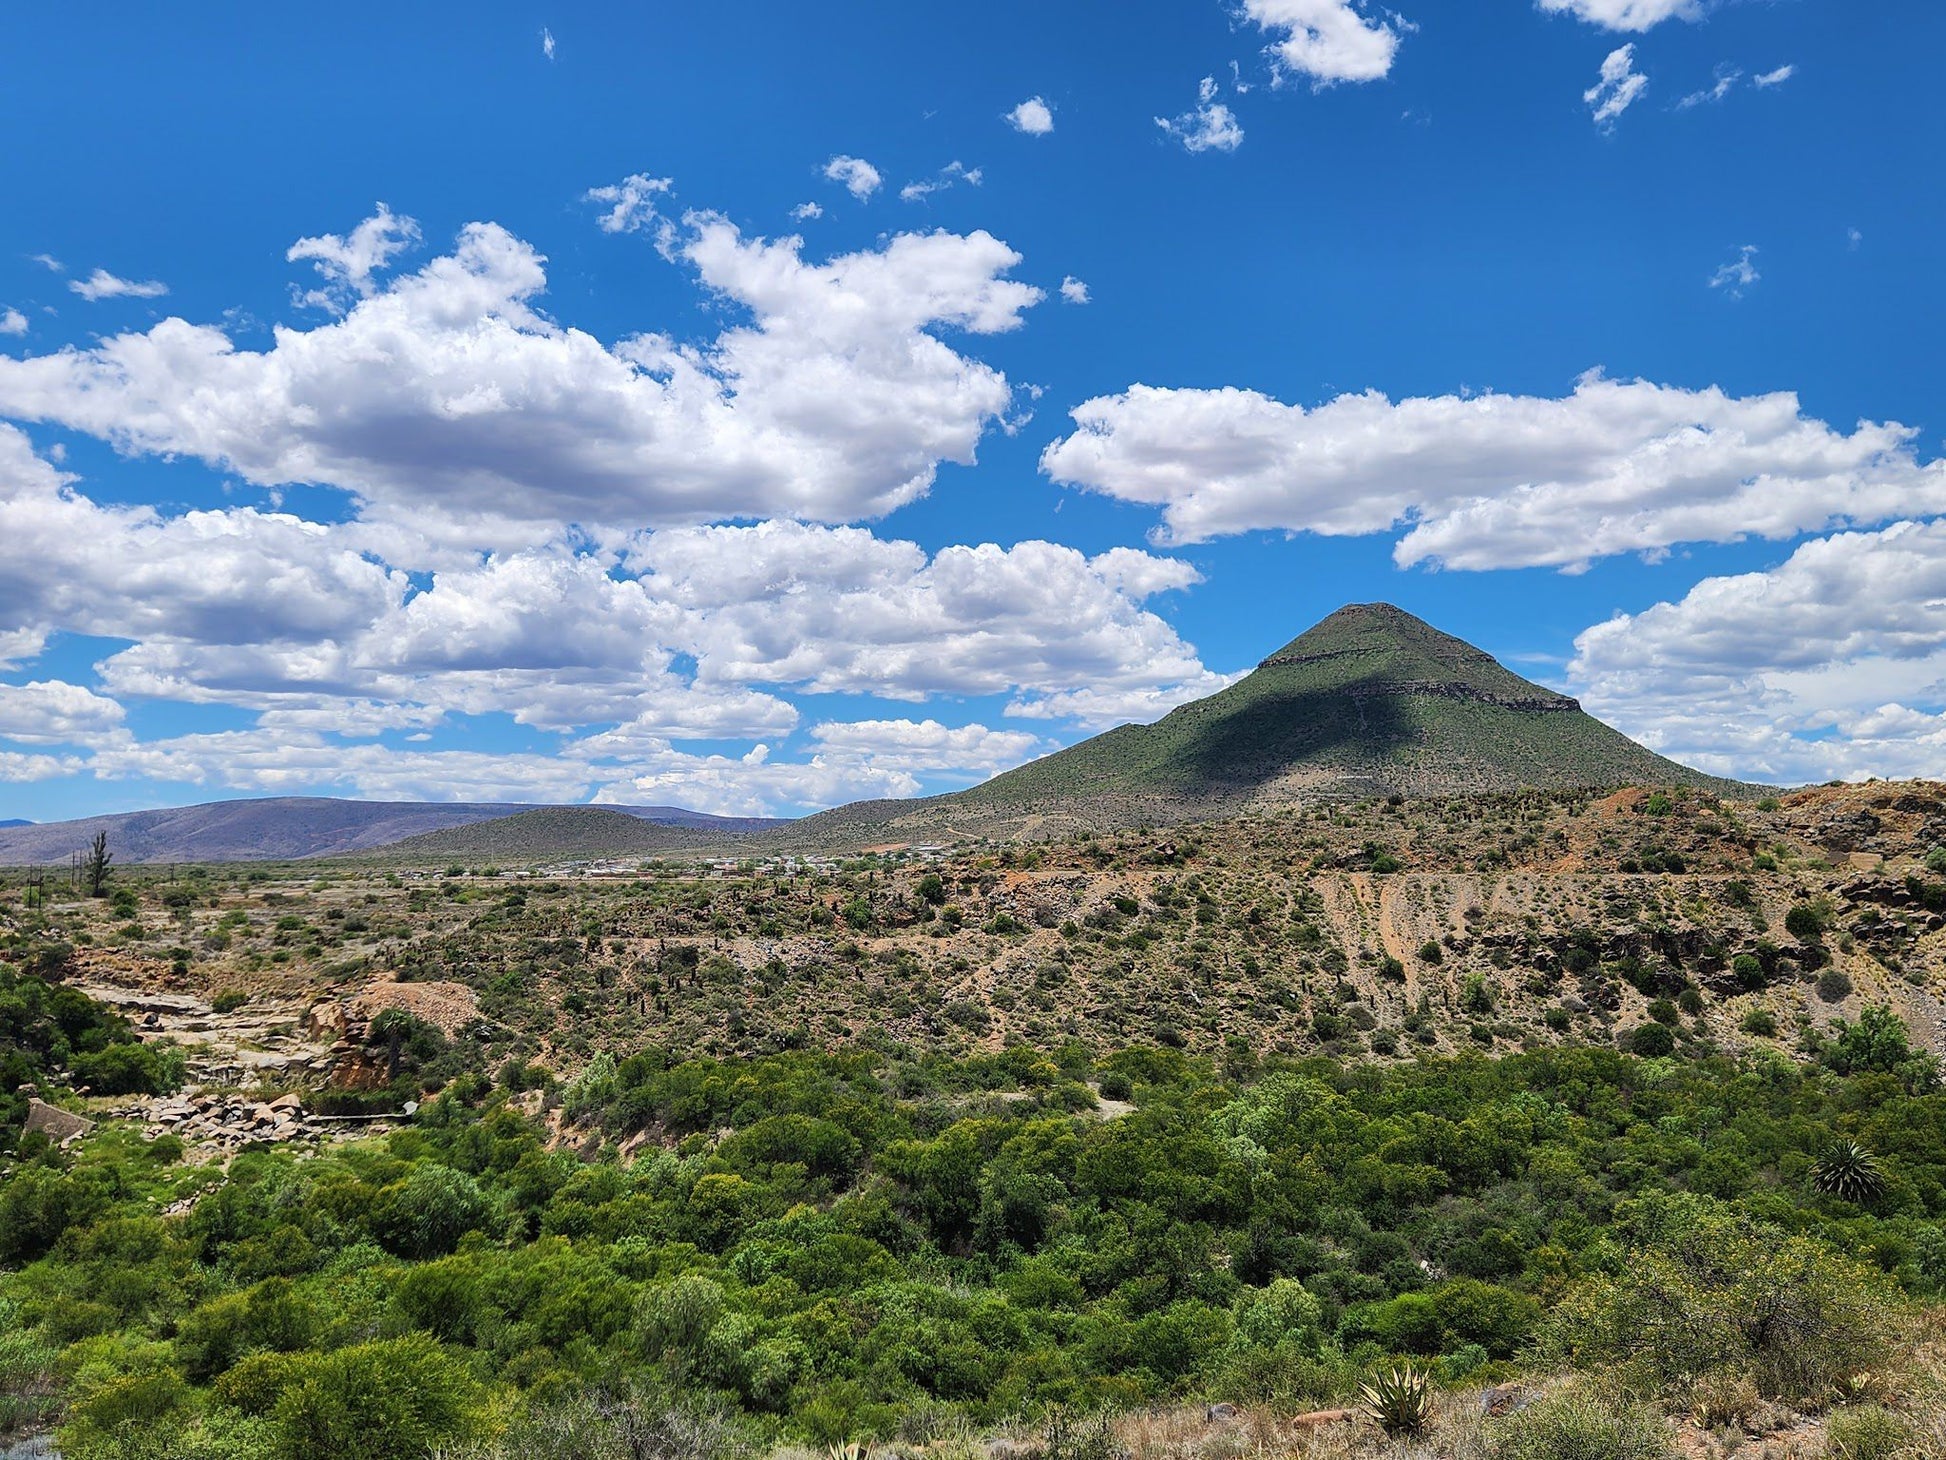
[84,830,113,898]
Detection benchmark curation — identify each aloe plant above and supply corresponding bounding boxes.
[1812,1140,1885,1205]
[1359,1363,1434,1437]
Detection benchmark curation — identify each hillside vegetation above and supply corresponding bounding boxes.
[2,1013,1943,1458]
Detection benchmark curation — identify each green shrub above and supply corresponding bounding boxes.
[1817,969,1855,1004]
[210,990,249,1015]
[1740,1008,1778,1037]
[265,1334,481,1460]
[1625,1022,1676,1057]
[1042,1406,1119,1460]
[0,1317,58,1435]
[69,1040,185,1096]
[1823,1005,1935,1082]
[1543,1202,1898,1402]
[373,1164,495,1258]
[1488,1385,1673,1460]
[1343,1279,1539,1358]
[1826,1405,1915,1460]
[1786,904,1826,941]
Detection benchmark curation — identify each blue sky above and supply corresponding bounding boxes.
[0,0,1942,820]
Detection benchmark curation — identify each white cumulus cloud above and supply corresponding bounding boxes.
[1006,96,1055,134]
[1060,276,1091,305]
[0,681,127,746]
[287,203,422,309]
[1709,244,1760,297]
[1157,78,1245,153]
[69,269,168,302]
[0,310,25,337]
[0,425,1229,809]
[0,208,1044,543]
[620,521,1221,722]
[1586,45,1648,128]
[1571,519,1946,783]
[1538,0,1700,31]
[582,173,673,235]
[823,154,883,200]
[1040,372,1946,571]
[1241,0,1404,86]
[1753,64,1795,88]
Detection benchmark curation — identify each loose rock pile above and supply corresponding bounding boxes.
[125,1088,354,1151]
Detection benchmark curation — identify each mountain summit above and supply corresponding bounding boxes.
[783,602,1748,845]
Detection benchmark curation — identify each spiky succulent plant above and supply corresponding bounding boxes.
[1812,1140,1885,1205]
[1359,1363,1434,1437]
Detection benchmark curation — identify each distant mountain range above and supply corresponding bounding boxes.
[0,819,30,828]
[0,797,784,865]
[0,605,1758,865]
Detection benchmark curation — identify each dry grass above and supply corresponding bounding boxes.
[1109,1394,1491,1460]
[905,1340,1946,1460]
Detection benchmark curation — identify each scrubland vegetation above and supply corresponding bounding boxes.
[4,778,1946,1457]
[4,972,1945,1457]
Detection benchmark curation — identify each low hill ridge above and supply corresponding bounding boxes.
[370,807,748,862]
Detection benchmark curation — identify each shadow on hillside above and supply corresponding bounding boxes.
[1166,676,1411,789]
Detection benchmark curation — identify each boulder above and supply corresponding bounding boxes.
[1290,1409,1353,1429]
[22,1098,94,1146]
[1481,1383,1533,1418]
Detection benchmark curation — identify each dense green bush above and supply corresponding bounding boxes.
[1623,1022,1675,1057]
[1,963,184,1144]
[1785,904,1826,940]
[1543,1196,1899,1402]
[1,1028,1940,1453]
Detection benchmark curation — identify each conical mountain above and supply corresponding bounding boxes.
[781,603,1749,846]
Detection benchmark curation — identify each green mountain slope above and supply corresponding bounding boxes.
[777,603,1753,847]
[977,602,1732,800]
